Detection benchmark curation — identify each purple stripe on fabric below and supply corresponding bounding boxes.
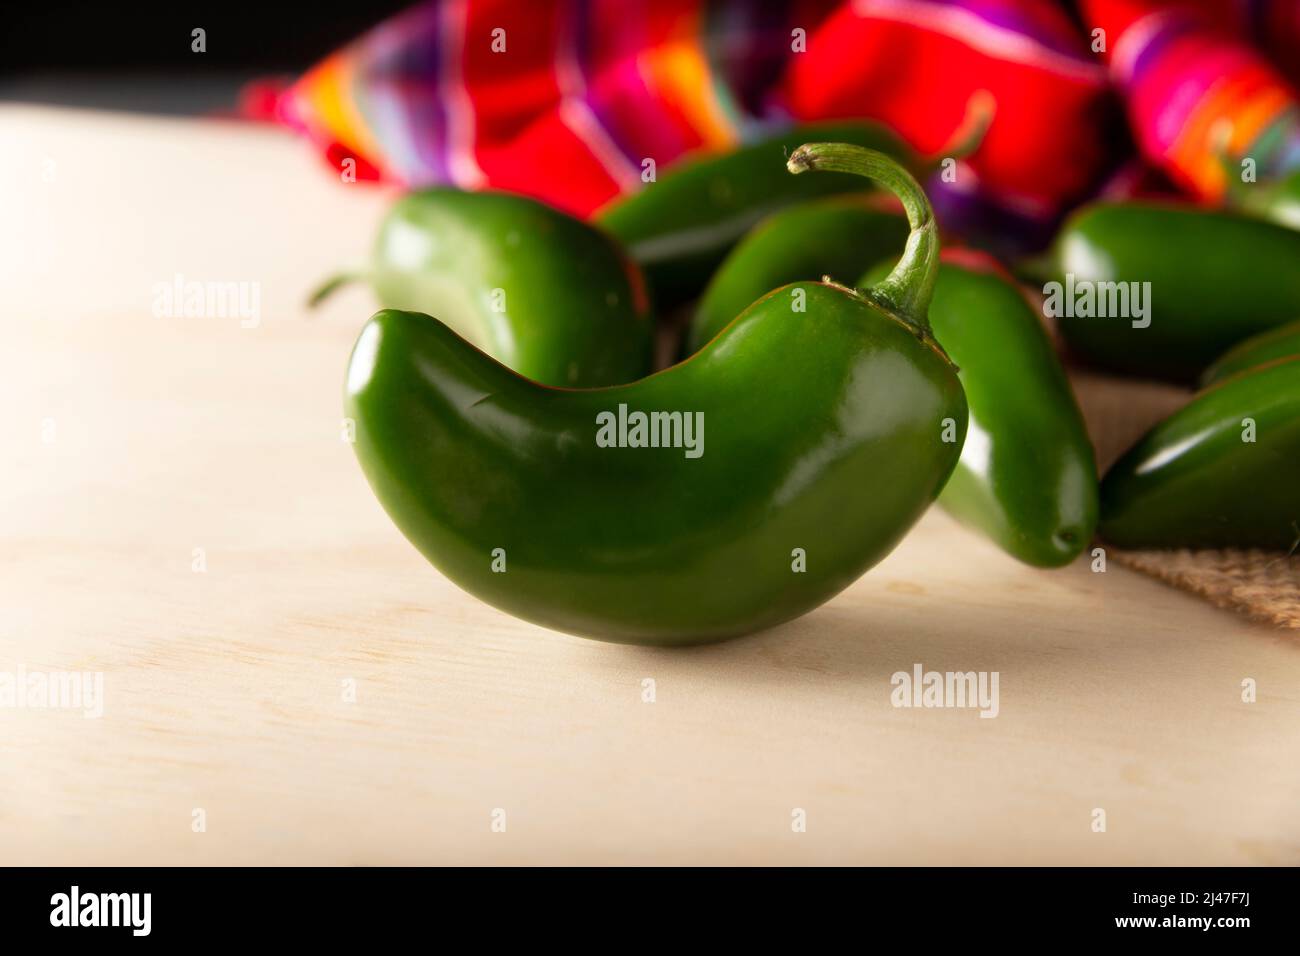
[358,2,451,184]
[699,0,757,128]
[936,0,1088,58]
[565,0,638,168]
[575,1,699,169]
[1124,15,1199,89]
[557,0,643,190]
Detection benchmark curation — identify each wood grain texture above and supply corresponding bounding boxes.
[2,106,1298,865]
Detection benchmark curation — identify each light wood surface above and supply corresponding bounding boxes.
[2,105,1297,865]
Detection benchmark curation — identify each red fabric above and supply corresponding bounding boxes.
[782,2,1110,215]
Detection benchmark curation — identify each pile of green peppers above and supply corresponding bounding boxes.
[319,122,1300,645]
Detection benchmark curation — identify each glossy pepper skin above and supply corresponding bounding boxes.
[865,253,1098,567]
[1200,319,1300,387]
[345,146,967,645]
[597,122,919,311]
[313,188,654,388]
[1040,202,1300,382]
[688,195,909,356]
[1099,358,1300,551]
[687,190,1097,568]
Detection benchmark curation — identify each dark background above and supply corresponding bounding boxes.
[0,0,413,113]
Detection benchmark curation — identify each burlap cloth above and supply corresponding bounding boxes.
[1070,370,1300,630]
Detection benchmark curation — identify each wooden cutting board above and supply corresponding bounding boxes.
[1,106,1297,865]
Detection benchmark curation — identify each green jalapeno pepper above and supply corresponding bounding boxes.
[862,251,1098,567]
[687,190,1097,568]
[598,96,992,313]
[1099,357,1300,551]
[1200,319,1300,387]
[344,145,967,645]
[688,195,909,356]
[313,188,654,388]
[1034,202,1300,382]
[596,122,920,312]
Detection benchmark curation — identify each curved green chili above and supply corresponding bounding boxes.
[1100,358,1300,551]
[344,146,966,644]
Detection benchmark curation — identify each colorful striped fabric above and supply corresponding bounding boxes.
[279,0,1116,220]
[278,1,1300,218]
[779,0,1112,219]
[282,1,836,214]
[1084,0,1300,197]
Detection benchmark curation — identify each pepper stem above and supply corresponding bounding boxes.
[936,89,995,163]
[787,143,939,334]
[307,270,366,309]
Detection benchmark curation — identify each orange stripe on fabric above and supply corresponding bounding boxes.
[1223,88,1291,154]
[1172,71,1290,196]
[299,53,385,171]
[637,18,738,152]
